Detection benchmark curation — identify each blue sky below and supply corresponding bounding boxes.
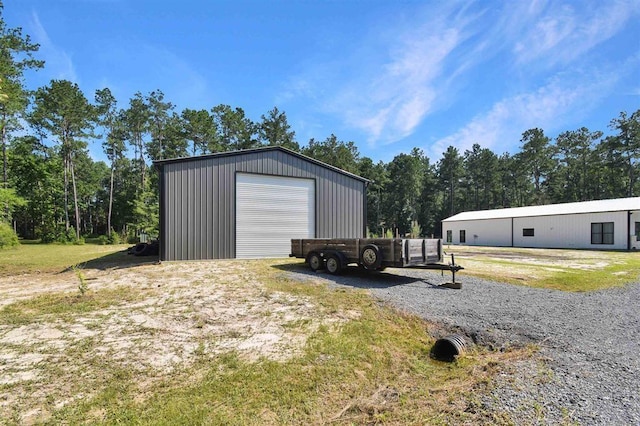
[4,0,640,163]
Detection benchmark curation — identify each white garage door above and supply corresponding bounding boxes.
[236,173,315,258]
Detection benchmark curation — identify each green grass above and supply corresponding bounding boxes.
[0,241,151,275]
[0,287,145,326]
[534,259,640,291]
[447,246,640,291]
[42,280,511,425]
[0,246,530,424]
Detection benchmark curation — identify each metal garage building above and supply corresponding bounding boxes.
[154,146,368,261]
[442,197,640,250]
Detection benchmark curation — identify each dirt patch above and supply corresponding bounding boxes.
[0,259,351,423]
[446,245,623,274]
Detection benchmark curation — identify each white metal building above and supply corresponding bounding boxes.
[442,197,640,250]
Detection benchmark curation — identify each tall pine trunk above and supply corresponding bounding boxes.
[2,120,6,188]
[140,140,146,193]
[1,122,8,220]
[627,153,635,197]
[64,155,70,232]
[108,164,114,235]
[70,157,80,240]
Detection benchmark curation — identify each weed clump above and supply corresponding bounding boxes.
[73,265,88,296]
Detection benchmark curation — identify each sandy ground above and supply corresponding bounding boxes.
[0,258,352,423]
[1,246,628,423]
[442,245,626,282]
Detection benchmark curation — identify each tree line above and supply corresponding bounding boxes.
[1,5,639,244]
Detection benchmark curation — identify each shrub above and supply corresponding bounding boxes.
[107,229,121,245]
[40,231,57,244]
[0,222,19,249]
[97,231,121,245]
[126,232,138,244]
[38,225,87,244]
[65,227,77,243]
[58,227,84,245]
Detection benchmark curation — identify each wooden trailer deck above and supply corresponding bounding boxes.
[290,238,464,286]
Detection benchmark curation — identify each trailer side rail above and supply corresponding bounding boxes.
[290,238,464,287]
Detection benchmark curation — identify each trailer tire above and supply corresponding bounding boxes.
[360,244,382,270]
[325,253,343,275]
[307,252,324,271]
[133,243,148,256]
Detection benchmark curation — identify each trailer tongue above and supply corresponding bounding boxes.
[290,238,464,288]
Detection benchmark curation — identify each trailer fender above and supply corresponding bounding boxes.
[360,244,382,270]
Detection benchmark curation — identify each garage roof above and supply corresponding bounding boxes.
[443,197,640,222]
[153,146,370,183]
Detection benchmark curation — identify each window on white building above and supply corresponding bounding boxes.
[591,222,614,245]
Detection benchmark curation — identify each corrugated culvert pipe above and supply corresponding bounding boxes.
[431,335,467,362]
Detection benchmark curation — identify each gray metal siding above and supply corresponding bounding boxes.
[160,150,366,260]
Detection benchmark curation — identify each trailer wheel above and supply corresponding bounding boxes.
[360,244,381,270]
[307,252,324,271]
[133,243,148,256]
[325,254,343,275]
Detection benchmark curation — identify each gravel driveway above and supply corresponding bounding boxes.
[289,266,640,425]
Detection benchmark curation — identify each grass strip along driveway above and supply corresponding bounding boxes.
[445,245,640,291]
[0,243,521,425]
[1,243,637,424]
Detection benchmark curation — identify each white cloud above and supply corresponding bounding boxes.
[273,2,491,146]
[513,0,638,66]
[428,68,621,158]
[280,0,638,154]
[275,70,326,105]
[335,14,470,145]
[29,12,77,82]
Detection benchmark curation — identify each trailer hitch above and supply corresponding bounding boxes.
[440,253,464,289]
[421,253,464,288]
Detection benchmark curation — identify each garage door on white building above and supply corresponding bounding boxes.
[236,173,315,258]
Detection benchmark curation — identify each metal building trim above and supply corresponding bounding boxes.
[153,146,370,184]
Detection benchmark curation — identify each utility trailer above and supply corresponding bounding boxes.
[290,238,463,287]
